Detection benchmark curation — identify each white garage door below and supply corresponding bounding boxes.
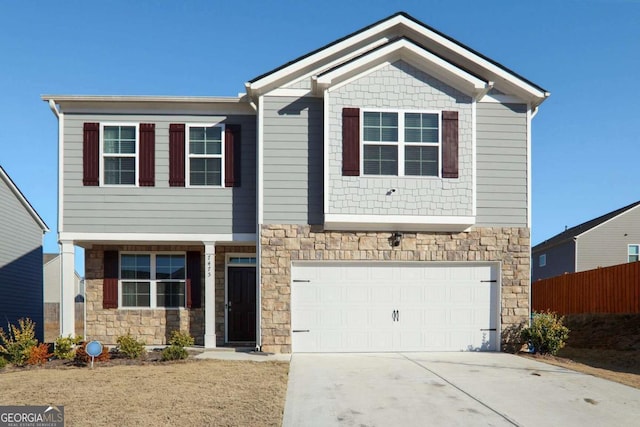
[291,262,499,352]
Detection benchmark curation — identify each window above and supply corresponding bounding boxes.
[102,124,138,185]
[120,253,186,308]
[187,124,224,186]
[362,110,440,176]
[629,245,639,263]
[539,254,547,267]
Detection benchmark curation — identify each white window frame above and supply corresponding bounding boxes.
[100,122,139,187]
[628,244,639,263]
[118,252,187,309]
[360,109,442,177]
[186,123,225,188]
[539,253,547,267]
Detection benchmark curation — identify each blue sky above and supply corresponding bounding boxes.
[1,1,639,275]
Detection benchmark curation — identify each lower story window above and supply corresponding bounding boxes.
[120,253,186,308]
[629,245,639,263]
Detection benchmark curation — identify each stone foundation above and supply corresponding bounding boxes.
[84,244,255,345]
[260,225,530,353]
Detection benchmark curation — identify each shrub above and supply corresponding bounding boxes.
[27,343,53,366]
[168,330,194,348]
[521,310,570,355]
[116,334,146,359]
[74,342,110,366]
[0,318,38,366]
[161,345,189,361]
[54,335,83,360]
[0,357,7,369]
[161,330,194,361]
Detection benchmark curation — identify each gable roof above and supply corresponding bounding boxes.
[533,200,640,251]
[0,165,49,232]
[247,11,549,106]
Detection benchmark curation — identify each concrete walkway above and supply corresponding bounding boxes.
[283,352,640,426]
[194,348,291,362]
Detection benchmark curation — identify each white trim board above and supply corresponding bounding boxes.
[324,214,475,232]
[59,232,257,245]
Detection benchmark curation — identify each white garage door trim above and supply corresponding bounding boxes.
[291,261,501,353]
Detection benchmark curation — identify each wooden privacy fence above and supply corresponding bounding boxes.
[532,261,640,314]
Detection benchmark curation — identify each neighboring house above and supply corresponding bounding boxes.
[43,12,548,353]
[43,253,84,341]
[0,166,49,342]
[532,201,640,281]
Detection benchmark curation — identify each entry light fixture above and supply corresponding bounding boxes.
[390,232,403,247]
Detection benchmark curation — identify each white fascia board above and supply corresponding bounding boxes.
[574,203,640,240]
[396,19,548,101]
[316,39,487,96]
[0,167,49,232]
[42,95,255,116]
[247,18,403,93]
[248,14,547,103]
[324,214,475,232]
[478,93,525,104]
[59,232,257,245]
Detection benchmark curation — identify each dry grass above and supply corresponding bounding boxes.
[0,359,289,426]
[521,348,640,389]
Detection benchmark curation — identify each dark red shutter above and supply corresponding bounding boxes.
[342,108,360,176]
[169,124,186,187]
[186,251,201,309]
[442,111,459,178]
[103,250,119,309]
[139,123,155,186]
[83,122,100,186]
[225,125,241,187]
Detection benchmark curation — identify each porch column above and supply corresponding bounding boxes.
[60,240,76,337]
[203,242,216,348]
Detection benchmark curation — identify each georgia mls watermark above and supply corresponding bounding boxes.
[0,406,64,427]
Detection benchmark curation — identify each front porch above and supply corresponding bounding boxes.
[58,239,256,347]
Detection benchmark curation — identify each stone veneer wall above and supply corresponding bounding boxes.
[85,244,255,345]
[260,225,530,353]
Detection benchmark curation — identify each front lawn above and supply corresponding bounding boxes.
[0,359,289,426]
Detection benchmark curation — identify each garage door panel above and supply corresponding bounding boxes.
[291,262,499,352]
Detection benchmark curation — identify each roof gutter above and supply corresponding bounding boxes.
[48,99,60,118]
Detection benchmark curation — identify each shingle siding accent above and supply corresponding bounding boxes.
[327,60,473,217]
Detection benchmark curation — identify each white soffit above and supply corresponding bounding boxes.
[315,38,488,96]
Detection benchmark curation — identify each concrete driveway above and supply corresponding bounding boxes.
[283,352,640,426]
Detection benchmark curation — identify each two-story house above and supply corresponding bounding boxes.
[0,166,49,342]
[44,12,548,353]
[532,200,640,281]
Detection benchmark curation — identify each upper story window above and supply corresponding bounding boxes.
[102,124,138,185]
[362,110,440,177]
[187,124,224,187]
[120,253,186,308]
[539,254,547,267]
[629,245,639,262]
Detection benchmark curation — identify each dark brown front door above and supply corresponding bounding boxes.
[227,267,256,342]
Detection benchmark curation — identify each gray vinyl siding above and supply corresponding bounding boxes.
[262,96,324,224]
[0,177,44,341]
[62,114,256,234]
[476,102,528,226]
[576,206,640,272]
[532,240,575,281]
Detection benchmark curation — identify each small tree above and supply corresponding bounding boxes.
[521,310,570,355]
